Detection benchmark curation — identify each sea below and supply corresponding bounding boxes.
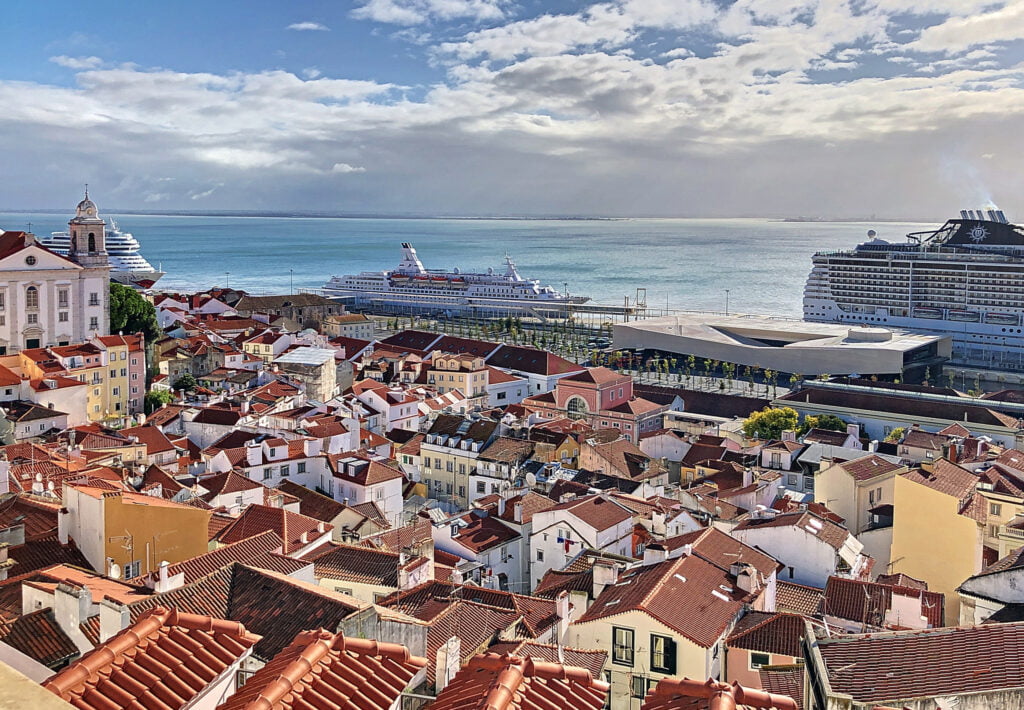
[0,212,931,318]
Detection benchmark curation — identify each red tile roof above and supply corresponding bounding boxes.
[43,606,259,710]
[733,511,851,552]
[726,612,811,658]
[451,511,521,552]
[823,576,944,628]
[215,504,332,554]
[829,454,903,481]
[216,629,426,710]
[816,622,1024,703]
[775,581,824,617]
[484,642,606,679]
[543,494,632,530]
[486,345,584,376]
[641,678,797,710]
[0,607,78,668]
[299,543,423,587]
[900,458,979,499]
[664,527,779,579]
[134,531,305,586]
[759,668,804,710]
[431,653,608,710]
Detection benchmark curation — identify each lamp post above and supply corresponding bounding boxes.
[725,289,730,316]
[225,272,230,289]
[290,269,294,294]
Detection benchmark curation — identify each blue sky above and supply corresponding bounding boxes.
[2,0,1024,217]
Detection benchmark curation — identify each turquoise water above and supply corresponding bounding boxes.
[0,212,930,317]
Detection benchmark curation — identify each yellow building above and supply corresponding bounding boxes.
[420,414,499,508]
[62,483,211,578]
[428,351,488,404]
[889,460,985,620]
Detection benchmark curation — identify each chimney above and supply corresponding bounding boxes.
[781,430,796,442]
[868,440,879,453]
[555,590,571,642]
[435,636,462,693]
[303,438,322,457]
[99,598,130,642]
[846,423,859,439]
[497,496,507,517]
[643,543,668,566]
[592,559,619,598]
[245,440,262,467]
[0,544,9,583]
[513,501,524,524]
[239,399,250,415]
[732,563,759,594]
[651,511,666,536]
[53,583,91,638]
[58,506,70,545]
[300,531,309,544]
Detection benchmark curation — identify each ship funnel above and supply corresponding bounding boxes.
[960,210,970,220]
[996,210,1008,224]
[988,209,999,222]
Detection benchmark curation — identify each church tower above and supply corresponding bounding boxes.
[68,187,108,267]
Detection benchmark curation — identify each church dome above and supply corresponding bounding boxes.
[76,197,97,213]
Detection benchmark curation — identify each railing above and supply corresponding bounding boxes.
[1000,525,1024,541]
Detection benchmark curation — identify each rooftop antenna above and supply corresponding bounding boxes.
[84,183,89,199]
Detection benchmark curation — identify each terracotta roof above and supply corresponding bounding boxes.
[802,428,851,447]
[486,345,584,376]
[733,511,851,552]
[215,504,332,554]
[199,471,265,500]
[129,564,367,662]
[484,642,606,680]
[431,653,608,710]
[451,511,521,552]
[7,537,90,577]
[362,517,431,552]
[663,527,779,579]
[816,622,1024,703]
[823,576,944,628]
[900,459,978,499]
[217,628,426,710]
[641,678,798,710]
[120,425,177,456]
[479,437,535,463]
[775,581,824,617]
[759,668,804,710]
[379,330,443,352]
[299,543,419,586]
[138,531,305,586]
[43,606,259,710]
[327,454,405,486]
[543,494,632,530]
[832,454,904,481]
[208,512,235,541]
[874,572,927,590]
[576,555,748,648]
[0,494,62,540]
[726,613,811,658]
[0,607,78,668]
[489,492,556,526]
[533,567,594,599]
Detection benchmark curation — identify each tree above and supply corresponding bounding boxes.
[802,413,848,434]
[173,373,198,392]
[109,283,161,343]
[144,389,173,414]
[742,407,799,440]
[884,426,906,443]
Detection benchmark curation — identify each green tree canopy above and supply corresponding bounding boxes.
[884,426,906,443]
[109,283,161,343]
[172,373,198,392]
[800,413,848,435]
[742,406,799,440]
[144,390,173,414]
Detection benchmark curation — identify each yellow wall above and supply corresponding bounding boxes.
[102,494,211,576]
[890,475,982,620]
[571,612,709,710]
[421,447,479,507]
[316,575,395,605]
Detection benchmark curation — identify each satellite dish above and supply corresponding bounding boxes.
[525,472,537,487]
[108,562,122,579]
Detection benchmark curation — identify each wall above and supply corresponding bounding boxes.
[724,646,797,689]
[103,494,211,576]
[732,526,837,589]
[890,475,983,621]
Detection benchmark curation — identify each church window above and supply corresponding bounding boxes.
[25,287,38,309]
[24,256,36,266]
[58,289,68,308]
[26,314,37,325]
[88,233,96,252]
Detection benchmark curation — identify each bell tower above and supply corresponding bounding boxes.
[68,186,108,267]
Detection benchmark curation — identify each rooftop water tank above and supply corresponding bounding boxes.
[847,327,892,343]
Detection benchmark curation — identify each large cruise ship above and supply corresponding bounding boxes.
[803,209,1024,369]
[320,243,588,315]
[41,198,164,288]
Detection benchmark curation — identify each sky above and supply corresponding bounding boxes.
[2,0,1024,218]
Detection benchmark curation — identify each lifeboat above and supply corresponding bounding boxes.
[912,307,944,319]
[948,310,981,322]
[985,312,1019,325]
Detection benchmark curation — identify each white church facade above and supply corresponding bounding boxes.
[0,192,110,353]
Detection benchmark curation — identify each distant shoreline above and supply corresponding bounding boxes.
[0,209,932,223]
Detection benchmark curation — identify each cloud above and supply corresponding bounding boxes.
[331,163,366,173]
[909,2,1024,54]
[49,55,103,69]
[302,67,322,79]
[352,0,507,25]
[286,22,330,31]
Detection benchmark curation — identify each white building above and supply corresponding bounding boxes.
[0,193,110,353]
[529,493,634,589]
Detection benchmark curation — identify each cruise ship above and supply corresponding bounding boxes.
[42,201,164,288]
[803,209,1024,369]
[320,243,588,315]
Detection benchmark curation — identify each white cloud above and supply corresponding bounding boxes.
[331,163,367,173]
[49,55,103,69]
[661,47,694,59]
[302,67,322,79]
[287,22,330,31]
[909,2,1024,53]
[352,0,507,25]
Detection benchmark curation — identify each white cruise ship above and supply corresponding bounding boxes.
[321,243,588,315]
[803,209,1024,369]
[42,197,163,288]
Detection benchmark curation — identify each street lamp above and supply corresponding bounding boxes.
[225,272,230,289]
[725,289,730,316]
[290,269,294,294]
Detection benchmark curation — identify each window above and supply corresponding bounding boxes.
[279,465,290,477]
[89,292,99,306]
[59,311,68,322]
[376,487,384,500]
[566,396,588,420]
[536,549,544,562]
[110,370,117,379]
[770,452,782,468]
[434,458,441,469]
[457,485,465,498]
[991,502,1003,516]
[26,313,37,324]
[112,387,120,396]
[0,292,5,310]
[750,652,770,670]
[650,635,676,674]
[630,676,648,699]
[89,317,99,330]
[297,462,306,474]
[263,467,272,480]
[787,474,798,486]
[476,481,486,493]
[424,458,432,469]
[123,560,142,578]
[120,368,127,377]
[612,627,634,666]
[446,461,454,473]
[58,289,68,308]
[25,287,38,309]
